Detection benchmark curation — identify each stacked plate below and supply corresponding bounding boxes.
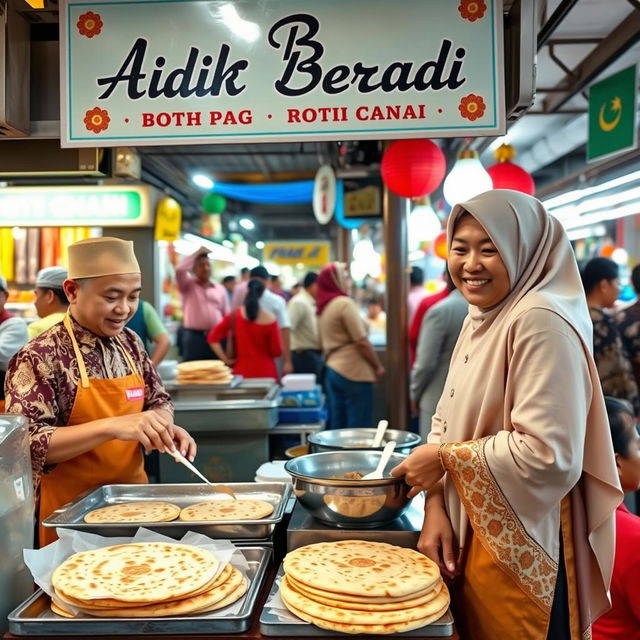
[50,542,247,618]
[280,540,449,635]
[176,360,233,385]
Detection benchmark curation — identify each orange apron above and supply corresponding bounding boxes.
[38,315,147,547]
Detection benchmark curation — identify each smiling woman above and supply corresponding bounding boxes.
[391,189,622,640]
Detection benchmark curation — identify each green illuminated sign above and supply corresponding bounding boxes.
[0,188,147,227]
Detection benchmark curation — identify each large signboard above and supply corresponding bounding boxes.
[263,241,330,267]
[60,0,505,147]
[0,186,151,227]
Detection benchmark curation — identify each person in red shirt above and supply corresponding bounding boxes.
[592,396,640,640]
[207,279,282,380]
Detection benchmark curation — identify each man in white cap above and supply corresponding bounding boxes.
[28,266,70,340]
[0,274,28,411]
[5,237,195,546]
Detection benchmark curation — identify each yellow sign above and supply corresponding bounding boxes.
[155,197,182,241]
[344,185,381,217]
[264,242,330,267]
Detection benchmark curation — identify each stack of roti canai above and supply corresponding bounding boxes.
[83,501,181,523]
[280,540,449,635]
[49,542,247,618]
[176,360,233,385]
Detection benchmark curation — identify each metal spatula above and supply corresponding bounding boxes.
[170,450,237,500]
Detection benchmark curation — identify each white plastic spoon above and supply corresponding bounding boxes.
[362,440,397,480]
[371,419,389,448]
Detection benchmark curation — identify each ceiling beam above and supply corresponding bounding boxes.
[537,0,580,51]
[542,11,640,113]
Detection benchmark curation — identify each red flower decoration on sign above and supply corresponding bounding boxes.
[84,107,110,134]
[458,0,487,22]
[458,94,486,121]
[77,11,103,38]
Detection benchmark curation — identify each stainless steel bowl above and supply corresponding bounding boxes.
[308,428,421,455]
[284,451,411,528]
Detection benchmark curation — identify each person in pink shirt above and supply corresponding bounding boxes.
[592,396,640,640]
[176,247,229,361]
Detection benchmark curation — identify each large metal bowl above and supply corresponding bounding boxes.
[308,428,421,455]
[284,451,411,529]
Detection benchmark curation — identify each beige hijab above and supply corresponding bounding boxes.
[436,189,622,628]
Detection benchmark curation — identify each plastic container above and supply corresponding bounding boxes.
[277,405,327,424]
[279,385,322,408]
[254,461,292,483]
[281,374,316,391]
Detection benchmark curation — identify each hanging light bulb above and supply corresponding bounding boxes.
[408,197,441,251]
[443,150,493,206]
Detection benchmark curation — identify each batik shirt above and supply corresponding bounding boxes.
[616,301,640,392]
[590,306,640,415]
[5,315,173,487]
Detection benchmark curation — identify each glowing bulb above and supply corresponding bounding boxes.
[443,151,492,206]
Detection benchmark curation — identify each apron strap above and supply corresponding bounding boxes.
[63,313,90,389]
[64,314,141,387]
[115,336,141,378]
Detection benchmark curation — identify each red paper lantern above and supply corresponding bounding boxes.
[381,139,446,198]
[486,144,535,195]
[434,231,448,260]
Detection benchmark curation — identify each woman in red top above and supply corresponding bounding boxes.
[207,279,282,379]
[592,396,640,640]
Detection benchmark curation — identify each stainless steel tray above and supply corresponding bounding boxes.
[163,375,243,391]
[9,546,271,636]
[42,483,292,540]
[259,565,454,637]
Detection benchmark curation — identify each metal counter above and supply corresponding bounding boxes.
[163,379,281,483]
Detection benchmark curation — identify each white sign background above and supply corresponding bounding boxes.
[60,0,505,147]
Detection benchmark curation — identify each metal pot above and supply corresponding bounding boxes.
[284,451,411,529]
[308,428,421,455]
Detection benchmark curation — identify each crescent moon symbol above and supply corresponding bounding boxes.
[598,102,622,132]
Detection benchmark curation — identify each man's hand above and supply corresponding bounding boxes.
[390,444,445,497]
[172,426,197,462]
[107,410,176,454]
[375,365,385,382]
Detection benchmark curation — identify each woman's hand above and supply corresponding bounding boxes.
[419,502,458,579]
[390,444,445,497]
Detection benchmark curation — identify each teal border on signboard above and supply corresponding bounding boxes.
[68,0,500,141]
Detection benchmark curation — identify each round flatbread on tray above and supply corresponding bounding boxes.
[52,542,218,603]
[80,567,245,618]
[283,540,440,599]
[179,499,274,522]
[83,501,180,524]
[286,575,446,610]
[280,575,449,625]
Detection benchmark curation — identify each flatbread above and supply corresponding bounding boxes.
[177,360,229,372]
[287,576,446,611]
[191,575,248,614]
[179,500,274,521]
[283,540,440,598]
[50,600,76,618]
[80,567,244,618]
[52,542,218,603]
[280,575,450,625]
[54,563,234,611]
[283,599,449,635]
[83,502,180,524]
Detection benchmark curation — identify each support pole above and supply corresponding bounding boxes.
[383,185,409,430]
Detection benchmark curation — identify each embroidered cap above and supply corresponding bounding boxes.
[35,266,68,290]
[68,237,140,279]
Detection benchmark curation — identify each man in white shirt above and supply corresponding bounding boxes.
[288,272,322,378]
[0,275,28,410]
[232,266,293,375]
